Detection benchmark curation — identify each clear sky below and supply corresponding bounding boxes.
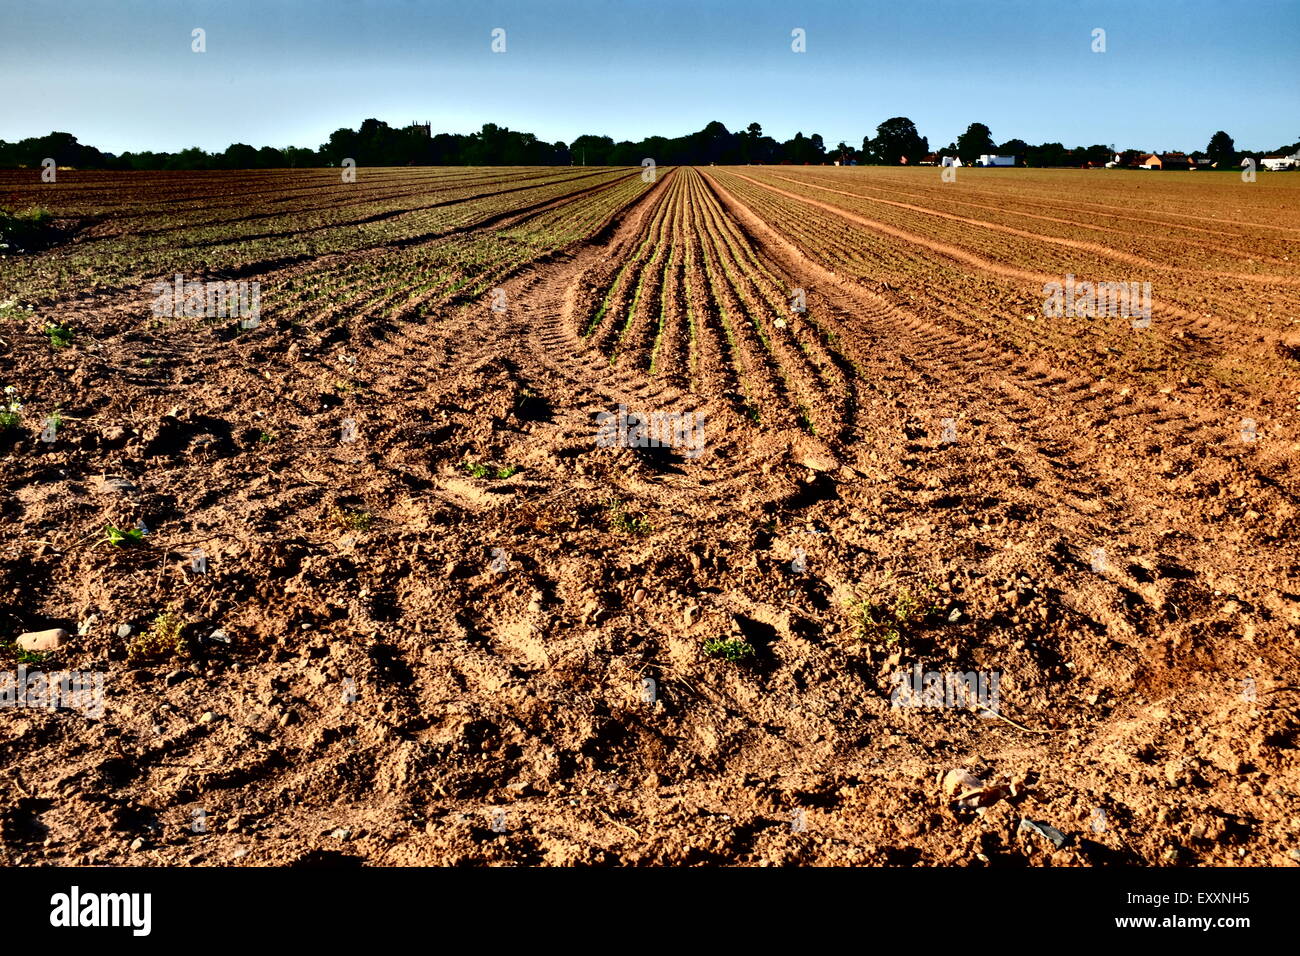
[2,0,1296,154]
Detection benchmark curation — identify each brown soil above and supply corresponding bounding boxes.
[1,167,1297,867]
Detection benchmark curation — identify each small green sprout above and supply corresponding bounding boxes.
[463,461,519,479]
[127,610,190,664]
[0,386,19,432]
[847,577,940,647]
[703,638,755,662]
[328,506,373,532]
[46,324,74,349]
[606,499,652,535]
[13,645,49,665]
[105,524,146,547]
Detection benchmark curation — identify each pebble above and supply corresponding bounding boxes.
[198,711,217,725]
[1019,818,1068,849]
[17,628,66,652]
[164,669,191,687]
[129,838,145,851]
[117,624,133,638]
[1165,761,1185,787]
[331,827,352,841]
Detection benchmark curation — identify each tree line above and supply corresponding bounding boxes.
[1,119,1294,170]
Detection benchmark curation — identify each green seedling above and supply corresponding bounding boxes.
[13,645,49,665]
[606,499,652,535]
[463,461,519,480]
[328,506,373,532]
[105,524,146,547]
[46,324,74,349]
[0,387,19,431]
[127,610,190,664]
[703,638,755,662]
[848,577,940,647]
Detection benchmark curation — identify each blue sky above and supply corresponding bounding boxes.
[2,0,1296,154]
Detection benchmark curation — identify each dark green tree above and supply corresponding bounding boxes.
[956,122,995,164]
[865,117,929,165]
[1206,130,1235,167]
[997,138,1029,159]
[222,143,259,169]
[570,135,613,165]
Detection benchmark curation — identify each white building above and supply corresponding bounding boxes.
[976,154,1016,167]
[1261,150,1300,171]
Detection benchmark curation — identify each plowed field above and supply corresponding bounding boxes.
[1,165,1297,867]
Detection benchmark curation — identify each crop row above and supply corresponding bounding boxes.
[577,168,855,436]
[1,168,636,303]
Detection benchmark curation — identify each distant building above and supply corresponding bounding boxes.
[407,122,432,137]
[976,154,1016,167]
[1261,151,1300,171]
[919,153,939,166]
[1139,152,1191,170]
[1108,150,1144,168]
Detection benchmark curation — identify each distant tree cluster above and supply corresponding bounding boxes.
[569,122,828,166]
[0,130,320,170]
[1,120,1294,170]
[861,117,930,165]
